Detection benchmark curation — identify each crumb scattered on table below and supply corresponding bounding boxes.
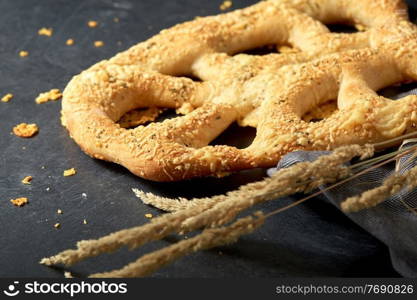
[220,1,232,10]
[54,223,61,229]
[1,93,13,102]
[83,219,88,225]
[94,41,104,47]
[19,50,29,57]
[21,176,32,185]
[57,209,63,214]
[13,123,39,138]
[145,213,153,219]
[88,20,98,28]
[63,168,77,177]
[10,197,28,207]
[35,89,62,104]
[113,17,119,23]
[66,38,74,46]
[81,193,87,199]
[46,187,50,191]
[64,271,73,278]
[38,27,53,36]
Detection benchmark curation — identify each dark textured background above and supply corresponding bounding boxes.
[1,0,416,278]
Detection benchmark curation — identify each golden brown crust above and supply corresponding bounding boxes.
[61,0,417,181]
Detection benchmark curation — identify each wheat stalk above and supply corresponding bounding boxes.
[342,163,417,213]
[90,213,265,278]
[40,135,417,278]
[40,144,372,276]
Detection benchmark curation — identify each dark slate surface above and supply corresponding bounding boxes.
[2,0,416,278]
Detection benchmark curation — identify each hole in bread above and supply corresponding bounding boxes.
[377,81,417,100]
[325,23,361,34]
[409,7,417,24]
[209,122,256,149]
[236,43,299,56]
[177,74,202,82]
[118,107,181,128]
[239,44,278,56]
[153,108,182,122]
[302,99,338,122]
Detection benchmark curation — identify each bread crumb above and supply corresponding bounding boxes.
[113,17,119,23]
[94,41,104,47]
[35,89,62,104]
[66,38,74,46]
[13,123,39,138]
[57,209,63,214]
[118,107,163,128]
[145,213,153,219]
[81,192,87,199]
[63,168,77,177]
[38,27,53,36]
[21,176,33,185]
[10,197,28,207]
[64,271,73,278]
[19,50,29,57]
[54,223,61,229]
[1,93,13,102]
[83,219,88,224]
[88,20,98,28]
[46,187,50,191]
[220,1,232,10]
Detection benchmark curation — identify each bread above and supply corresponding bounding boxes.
[61,0,417,181]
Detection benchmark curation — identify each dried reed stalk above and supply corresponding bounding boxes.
[90,213,264,278]
[136,144,374,213]
[41,144,372,275]
[341,164,417,213]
